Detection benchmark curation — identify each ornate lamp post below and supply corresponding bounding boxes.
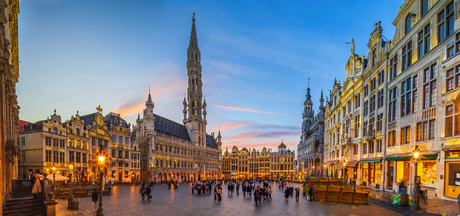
[411,146,421,210]
[97,155,106,216]
[342,162,347,185]
[52,166,56,190]
[67,163,74,210]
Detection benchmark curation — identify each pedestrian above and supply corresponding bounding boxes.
[257,187,262,205]
[146,186,152,201]
[243,183,246,197]
[202,183,206,195]
[92,189,99,210]
[284,188,289,201]
[197,183,201,195]
[295,186,300,202]
[217,186,222,201]
[236,182,240,195]
[214,185,217,201]
[227,182,231,195]
[140,185,146,200]
[308,186,314,201]
[31,173,43,199]
[191,183,195,194]
[261,186,266,201]
[267,186,272,201]
[254,186,260,206]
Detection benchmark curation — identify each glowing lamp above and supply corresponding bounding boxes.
[98,156,106,165]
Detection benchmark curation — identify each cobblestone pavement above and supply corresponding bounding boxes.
[56,182,403,216]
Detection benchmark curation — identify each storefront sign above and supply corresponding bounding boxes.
[446,151,460,159]
[448,139,458,145]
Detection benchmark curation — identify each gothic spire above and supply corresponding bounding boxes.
[188,13,199,52]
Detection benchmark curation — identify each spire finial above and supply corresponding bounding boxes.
[54,109,56,114]
[149,85,150,93]
[308,77,310,89]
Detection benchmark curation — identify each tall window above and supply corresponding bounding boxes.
[355,94,361,109]
[445,104,460,137]
[401,77,412,117]
[363,121,368,135]
[405,14,411,34]
[53,151,59,162]
[370,95,376,113]
[378,70,385,85]
[364,100,368,116]
[423,64,437,109]
[438,2,454,43]
[388,130,396,147]
[364,85,369,97]
[421,0,428,16]
[377,139,382,152]
[445,65,460,92]
[413,75,418,113]
[354,115,360,138]
[418,24,431,58]
[46,150,52,162]
[390,55,398,80]
[59,152,65,163]
[400,126,411,145]
[402,41,412,71]
[363,143,368,154]
[416,120,436,141]
[377,89,384,108]
[377,114,383,131]
[372,49,377,67]
[388,87,397,122]
[76,152,81,163]
[45,137,51,146]
[69,151,74,163]
[371,78,377,91]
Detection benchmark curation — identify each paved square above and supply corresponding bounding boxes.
[56,182,402,216]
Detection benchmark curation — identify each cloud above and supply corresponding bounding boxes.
[222,139,298,151]
[211,104,289,116]
[111,61,187,118]
[226,131,299,141]
[210,121,248,131]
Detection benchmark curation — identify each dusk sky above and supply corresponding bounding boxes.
[17,0,403,153]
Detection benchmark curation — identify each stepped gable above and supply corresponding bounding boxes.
[153,114,190,141]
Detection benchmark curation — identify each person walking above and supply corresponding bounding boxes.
[197,183,201,195]
[214,185,217,201]
[146,186,152,201]
[308,186,314,201]
[242,183,246,197]
[253,186,260,206]
[217,186,222,201]
[257,187,262,205]
[284,187,289,201]
[236,181,240,195]
[267,186,272,201]
[202,183,206,195]
[140,185,146,200]
[295,186,300,202]
[92,189,99,210]
[31,173,43,199]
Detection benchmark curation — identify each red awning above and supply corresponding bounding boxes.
[326,160,338,167]
[336,163,344,170]
[347,160,359,167]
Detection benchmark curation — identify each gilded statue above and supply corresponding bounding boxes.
[346,38,355,55]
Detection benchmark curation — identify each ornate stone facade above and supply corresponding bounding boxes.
[297,86,325,179]
[0,0,19,214]
[222,143,295,179]
[137,14,222,183]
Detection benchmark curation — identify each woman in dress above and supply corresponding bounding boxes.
[31,173,43,198]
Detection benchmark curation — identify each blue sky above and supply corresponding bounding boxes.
[17,0,403,152]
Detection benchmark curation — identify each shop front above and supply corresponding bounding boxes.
[360,158,382,189]
[346,160,359,185]
[384,155,411,193]
[444,150,460,199]
[326,160,338,177]
[417,153,437,199]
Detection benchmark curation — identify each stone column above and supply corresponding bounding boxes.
[44,192,58,216]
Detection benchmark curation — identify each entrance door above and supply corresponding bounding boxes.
[119,172,122,182]
[389,162,394,189]
[370,163,374,184]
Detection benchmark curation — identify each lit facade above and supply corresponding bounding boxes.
[297,86,325,178]
[323,0,460,201]
[222,143,295,179]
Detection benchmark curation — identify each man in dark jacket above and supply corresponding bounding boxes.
[146,186,152,201]
[92,190,99,209]
[253,186,260,206]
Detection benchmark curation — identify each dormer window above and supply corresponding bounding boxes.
[405,14,411,34]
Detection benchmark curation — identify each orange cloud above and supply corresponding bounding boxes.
[211,104,288,116]
[116,102,145,117]
[222,139,298,152]
[210,122,248,131]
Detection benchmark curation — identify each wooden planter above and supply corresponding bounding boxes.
[340,187,354,204]
[320,179,329,186]
[329,180,338,186]
[354,188,369,204]
[314,186,327,201]
[327,186,341,202]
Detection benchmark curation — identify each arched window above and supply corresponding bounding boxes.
[405,15,411,34]
[53,127,58,133]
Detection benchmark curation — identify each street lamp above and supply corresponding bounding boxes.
[52,166,56,190]
[97,155,106,216]
[411,146,421,210]
[67,163,74,210]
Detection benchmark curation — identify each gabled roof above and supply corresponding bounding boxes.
[80,113,96,127]
[104,112,129,129]
[153,114,190,141]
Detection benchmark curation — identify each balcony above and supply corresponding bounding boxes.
[423,107,436,120]
[341,135,352,145]
[364,130,375,141]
